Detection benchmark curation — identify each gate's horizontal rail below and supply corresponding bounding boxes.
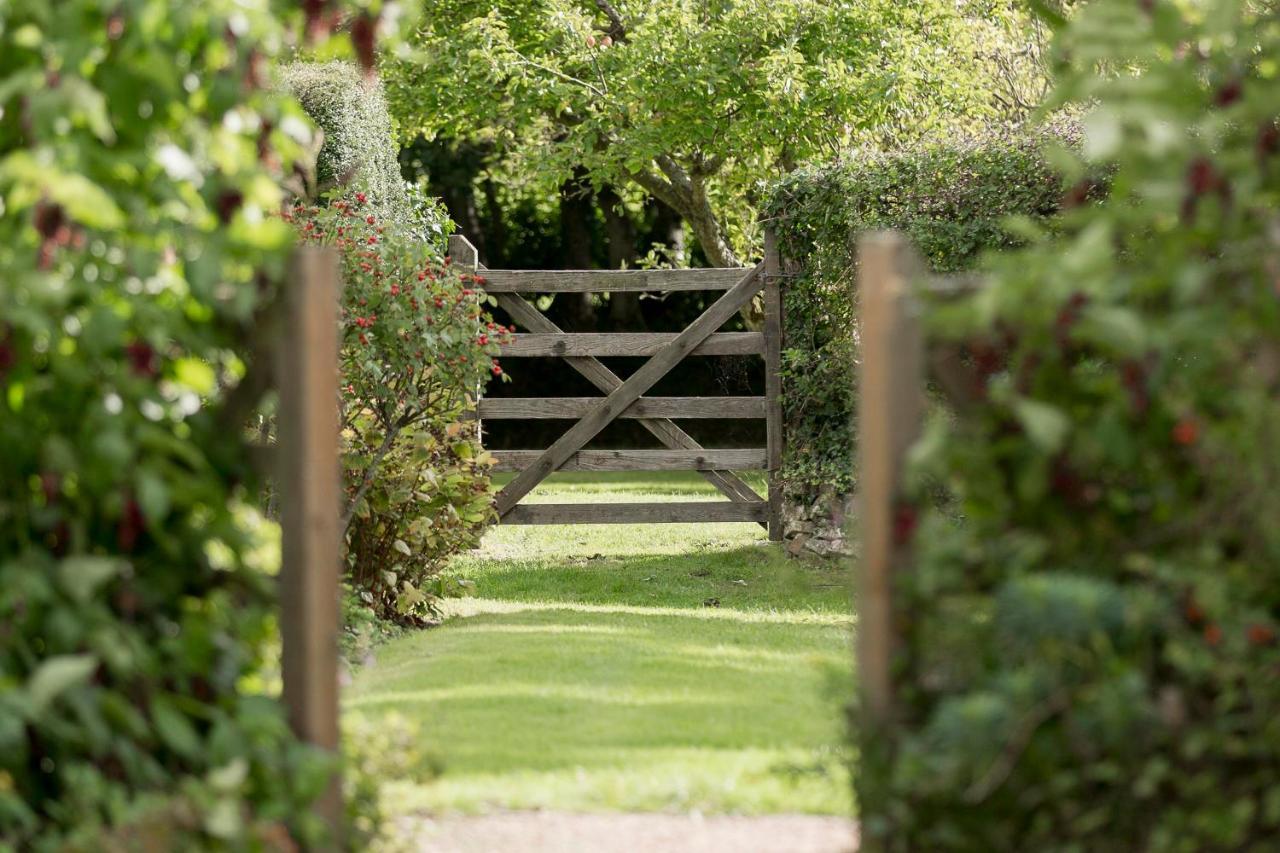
[491,448,766,473]
[500,332,762,357]
[501,501,770,525]
[473,396,767,420]
[480,268,745,293]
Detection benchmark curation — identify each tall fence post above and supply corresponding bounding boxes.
[763,227,785,542]
[278,247,343,845]
[449,234,484,446]
[856,231,924,728]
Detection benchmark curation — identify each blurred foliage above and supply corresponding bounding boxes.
[763,124,1073,501]
[0,0,337,846]
[863,1,1280,849]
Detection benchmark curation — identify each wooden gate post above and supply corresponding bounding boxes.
[763,227,786,541]
[856,232,923,726]
[278,247,343,845]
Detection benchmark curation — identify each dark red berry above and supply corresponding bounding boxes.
[124,341,157,377]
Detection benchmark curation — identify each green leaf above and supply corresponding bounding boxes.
[1013,398,1071,454]
[151,697,202,759]
[57,556,123,604]
[26,655,97,715]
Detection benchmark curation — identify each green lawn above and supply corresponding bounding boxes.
[345,472,855,816]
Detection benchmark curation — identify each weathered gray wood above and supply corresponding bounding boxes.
[491,448,767,473]
[448,234,479,267]
[494,265,765,516]
[857,232,924,729]
[493,291,767,513]
[472,396,767,420]
[449,235,485,447]
[763,227,785,542]
[478,267,745,293]
[277,248,343,842]
[500,332,763,357]
[502,501,769,525]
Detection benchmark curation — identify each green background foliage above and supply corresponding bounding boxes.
[863,1,1280,848]
[763,127,1071,501]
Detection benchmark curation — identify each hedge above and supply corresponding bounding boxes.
[282,61,411,223]
[763,125,1076,504]
[860,1,1280,848]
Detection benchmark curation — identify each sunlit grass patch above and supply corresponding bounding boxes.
[346,472,854,816]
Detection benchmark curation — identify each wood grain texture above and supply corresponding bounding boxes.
[763,227,785,542]
[277,248,343,839]
[492,292,766,512]
[493,265,765,516]
[501,501,770,524]
[472,396,767,420]
[499,332,763,357]
[491,448,767,473]
[478,267,744,293]
[856,232,924,730]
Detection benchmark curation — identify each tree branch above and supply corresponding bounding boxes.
[594,0,627,40]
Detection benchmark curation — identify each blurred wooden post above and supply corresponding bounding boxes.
[763,227,785,541]
[856,232,923,726]
[278,247,343,846]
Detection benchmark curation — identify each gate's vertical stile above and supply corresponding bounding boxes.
[856,232,924,731]
[278,247,343,845]
[763,227,785,542]
[449,235,484,446]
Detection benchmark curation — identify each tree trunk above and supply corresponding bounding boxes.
[558,169,597,330]
[648,197,686,266]
[599,184,643,330]
[481,176,508,267]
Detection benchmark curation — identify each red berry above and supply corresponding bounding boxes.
[1247,624,1276,647]
[1172,418,1199,446]
[1204,623,1223,646]
[124,341,157,377]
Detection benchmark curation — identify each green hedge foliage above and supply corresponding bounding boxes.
[863,2,1280,849]
[282,61,411,223]
[763,127,1073,502]
[0,2,330,846]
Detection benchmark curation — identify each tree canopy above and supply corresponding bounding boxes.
[387,0,1002,266]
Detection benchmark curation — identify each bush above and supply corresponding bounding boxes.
[281,62,411,223]
[864,3,1280,849]
[292,196,510,623]
[763,126,1074,502]
[285,64,509,623]
[0,1,331,846]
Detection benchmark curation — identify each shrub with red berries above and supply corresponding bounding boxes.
[862,3,1280,849]
[293,196,510,622]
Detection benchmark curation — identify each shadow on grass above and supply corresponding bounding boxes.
[447,544,851,614]
[347,606,852,814]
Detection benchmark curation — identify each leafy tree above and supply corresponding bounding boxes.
[388,0,998,268]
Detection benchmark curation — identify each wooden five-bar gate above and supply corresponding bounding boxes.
[448,233,785,540]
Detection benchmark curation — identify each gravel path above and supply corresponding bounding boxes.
[397,812,857,853]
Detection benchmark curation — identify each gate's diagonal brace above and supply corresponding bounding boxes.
[494,265,765,516]
[492,293,766,515]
